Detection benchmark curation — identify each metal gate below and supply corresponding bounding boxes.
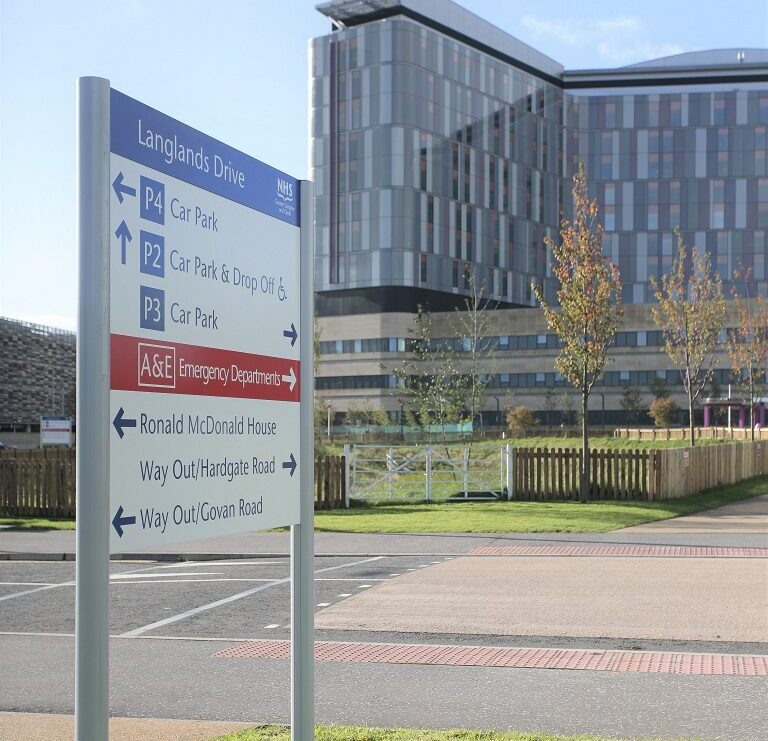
[348,444,506,501]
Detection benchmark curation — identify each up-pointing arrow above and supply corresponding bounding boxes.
[114,221,132,265]
[112,172,136,203]
[112,406,137,439]
[282,366,297,392]
[112,505,136,538]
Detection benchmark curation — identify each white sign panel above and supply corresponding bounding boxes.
[108,89,302,552]
[41,417,72,446]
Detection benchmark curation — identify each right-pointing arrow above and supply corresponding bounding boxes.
[282,366,297,392]
[112,505,136,538]
[282,453,297,477]
[113,406,137,439]
[282,323,298,347]
[114,220,132,265]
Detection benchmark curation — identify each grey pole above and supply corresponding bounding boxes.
[291,180,315,740]
[76,76,111,741]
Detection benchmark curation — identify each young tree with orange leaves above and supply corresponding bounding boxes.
[727,268,768,441]
[650,228,725,447]
[532,163,623,502]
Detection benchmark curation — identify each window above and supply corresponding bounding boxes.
[760,97,768,124]
[420,254,427,283]
[712,179,725,229]
[605,102,616,128]
[670,99,682,126]
[759,179,768,227]
[713,97,726,125]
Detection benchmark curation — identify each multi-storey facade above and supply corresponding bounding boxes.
[0,317,76,432]
[311,0,768,425]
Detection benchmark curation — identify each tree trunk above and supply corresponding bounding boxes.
[688,384,695,448]
[750,376,755,442]
[581,392,590,503]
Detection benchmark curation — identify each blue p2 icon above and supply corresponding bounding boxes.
[140,231,165,278]
[140,176,165,225]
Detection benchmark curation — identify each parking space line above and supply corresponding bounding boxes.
[0,561,200,604]
[110,578,278,584]
[0,582,58,586]
[337,593,352,597]
[119,556,384,638]
[157,560,287,569]
[110,572,222,579]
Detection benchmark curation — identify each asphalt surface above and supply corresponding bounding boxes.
[0,497,766,740]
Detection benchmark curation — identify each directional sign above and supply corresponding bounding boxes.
[107,89,302,552]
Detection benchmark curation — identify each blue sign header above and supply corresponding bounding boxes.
[110,88,299,226]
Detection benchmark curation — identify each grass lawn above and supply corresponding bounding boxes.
[0,516,75,530]
[212,726,692,741]
[2,476,765,535]
[502,435,724,450]
[314,476,768,533]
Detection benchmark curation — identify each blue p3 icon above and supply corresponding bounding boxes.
[140,285,165,332]
[140,176,165,225]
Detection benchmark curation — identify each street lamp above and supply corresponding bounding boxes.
[493,396,501,427]
[399,402,405,440]
[325,401,332,438]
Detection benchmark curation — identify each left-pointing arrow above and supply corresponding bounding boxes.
[113,407,137,439]
[282,453,297,477]
[112,172,136,204]
[281,366,297,392]
[112,505,136,538]
[115,220,132,265]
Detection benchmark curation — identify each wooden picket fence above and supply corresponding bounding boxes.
[615,427,768,441]
[0,448,76,518]
[510,441,768,500]
[314,455,346,509]
[0,449,347,518]
[511,447,649,500]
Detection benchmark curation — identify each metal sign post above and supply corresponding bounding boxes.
[76,76,314,740]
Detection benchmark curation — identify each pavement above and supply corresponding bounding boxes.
[0,494,766,740]
[0,712,250,741]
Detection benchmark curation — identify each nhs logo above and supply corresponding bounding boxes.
[275,177,296,218]
[276,178,294,202]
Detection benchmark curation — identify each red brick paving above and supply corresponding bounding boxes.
[214,639,768,676]
[468,544,768,557]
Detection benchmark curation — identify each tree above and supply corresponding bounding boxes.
[650,375,669,400]
[543,388,559,427]
[727,267,768,441]
[452,272,497,457]
[560,392,575,427]
[389,305,466,453]
[650,229,725,447]
[532,162,623,502]
[620,385,643,425]
[649,397,680,427]
[506,405,537,436]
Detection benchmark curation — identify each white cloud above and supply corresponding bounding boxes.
[521,14,684,66]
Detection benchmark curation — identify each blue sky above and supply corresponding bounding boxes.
[1,0,766,329]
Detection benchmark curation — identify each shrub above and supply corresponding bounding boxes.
[648,397,680,427]
[506,405,537,435]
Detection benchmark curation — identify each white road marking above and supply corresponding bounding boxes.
[337,593,352,597]
[316,603,331,607]
[0,582,57,586]
[110,578,277,584]
[314,577,387,581]
[389,573,401,576]
[0,562,164,604]
[357,584,372,589]
[119,556,385,637]
[157,560,286,569]
[110,572,221,579]
[264,624,280,629]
